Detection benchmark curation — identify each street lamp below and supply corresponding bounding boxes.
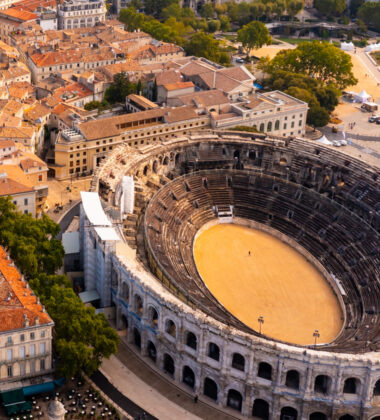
[313,329,320,348]
[258,315,264,335]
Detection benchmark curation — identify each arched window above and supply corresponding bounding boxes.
[373,379,380,396]
[207,342,220,361]
[281,406,298,420]
[147,341,156,363]
[133,328,141,349]
[204,377,218,401]
[259,123,264,132]
[143,165,149,175]
[182,366,195,389]
[314,375,331,394]
[148,306,158,328]
[121,282,129,302]
[186,331,197,350]
[267,121,272,132]
[343,378,358,394]
[252,399,269,420]
[231,353,245,371]
[310,413,327,420]
[227,389,242,412]
[163,156,169,165]
[257,362,272,380]
[163,354,175,376]
[134,295,143,316]
[165,319,176,337]
[275,120,280,130]
[285,370,300,390]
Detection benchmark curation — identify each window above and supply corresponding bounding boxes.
[7,365,12,377]
[76,153,80,157]
[24,198,28,205]
[7,336,12,344]
[30,332,35,340]
[41,331,45,338]
[38,175,42,182]
[30,344,35,356]
[20,334,24,342]
[40,343,46,354]
[7,349,12,361]
[20,362,26,375]
[232,353,245,371]
[283,123,287,129]
[291,122,295,128]
[208,342,220,361]
[20,346,25,358]
[40,359,45,370]
[186,332,197,350]
[24,210,28,214]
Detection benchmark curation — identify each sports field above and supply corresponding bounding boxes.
[194,224,343,345]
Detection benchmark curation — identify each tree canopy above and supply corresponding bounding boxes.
[104,72,137,104]
[237,20,272,56]
[262,41,357,89]
[314,0,346,16]
[357,1,380,31]
[185,32,231,65]
[0,197,119,378]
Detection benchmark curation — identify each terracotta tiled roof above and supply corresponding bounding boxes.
[24,103,50,121]
[0,247,52,333]
[0,8,38,21]
[0,164,34,195]
[0,126,35,140]
[163,81,193,91]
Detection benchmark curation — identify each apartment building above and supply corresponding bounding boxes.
[0,8,38,44]
[57,0,106,30]
[27,46,126,83]
[53,106,209,179]
[0,246,53,392]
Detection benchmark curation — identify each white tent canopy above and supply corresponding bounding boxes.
[365,43,380,53]
[316,135,332,145]
[341,42,354,51]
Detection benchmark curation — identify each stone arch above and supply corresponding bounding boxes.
[182,365,195,389]
[185,331,197,350]
[281,406,298,420]
[314,374,331,394]
[163,156,169,165]
[207,342,220,361]
[371,417,380,420]
[310,413,327,420]
[175,153,180,164]
[267,121,272,132]
[147,341,157,363]
[133,328,141,349]
[231,353,245,371]
[374,379,380,396]
[143,165,149,175]
[134,294,143,316]
[121,282,129,302]
[252,398,269,420]
[343,377,359,394]
[285,370,300,390]
[227,389,243,412]
[280,157,288,166]
[203,377,218,401]
[152,160,158,173]
[339,416,355,420]
[148,306,158,328]
[163,353,175,376]
[257,362,272,380]
[165,319,176,337]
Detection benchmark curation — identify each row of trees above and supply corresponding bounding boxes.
[0,197,119,377]
[259,41,357,127]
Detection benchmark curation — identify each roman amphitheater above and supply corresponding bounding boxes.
[80,130,380,420]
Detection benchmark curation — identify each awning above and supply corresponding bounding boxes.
[79,289,100,304]
[23,381,55,397]
[1,388,25,406]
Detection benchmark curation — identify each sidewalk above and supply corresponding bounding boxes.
[100,340,244,420]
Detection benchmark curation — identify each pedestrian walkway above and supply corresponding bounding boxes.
[99,339,244,420]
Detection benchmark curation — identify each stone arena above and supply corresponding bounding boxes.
[80,130,380,420]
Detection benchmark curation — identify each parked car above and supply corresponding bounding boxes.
[333,140,342,147]
[376,119,380,125]
[369,115,380,123]
[235,57,245,64]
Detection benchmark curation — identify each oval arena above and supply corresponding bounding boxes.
[80,130,380,420]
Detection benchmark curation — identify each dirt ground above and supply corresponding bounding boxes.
[194,224,343,346]
[45,177,91,211]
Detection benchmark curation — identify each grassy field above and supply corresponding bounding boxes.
[371,51,380,65]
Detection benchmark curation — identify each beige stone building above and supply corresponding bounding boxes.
[53,106,209,179]
[0,246,53,392]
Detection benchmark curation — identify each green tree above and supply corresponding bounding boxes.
[315,85,340,111]
[286,0,304,19]
[162,3,182,19]
[119,7,144,31]
[207,19,221,33]
[314,0,346,16]
[219,15,231,32]
[357,2,380,31]
[200,2,214,19]
[307,105,330,127]
[237,21,272,57]
[263,41,357,89]
[185,32,230,65]
[285,86,320,107]
[105,72,137,104]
